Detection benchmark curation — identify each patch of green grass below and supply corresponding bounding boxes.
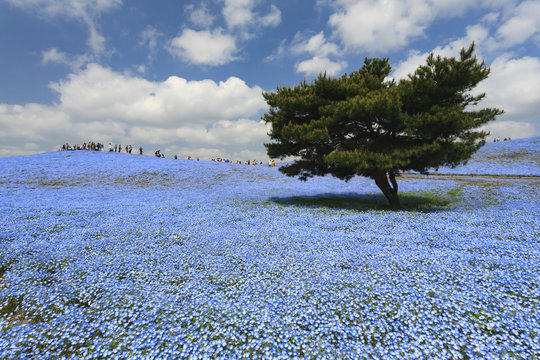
[484,150,538,162]
[0,260,15,278]
[41,223,65,234]
[37,179,70,187]
[113,171,185,187]
[0,295,23,317]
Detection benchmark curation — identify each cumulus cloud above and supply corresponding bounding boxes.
[292,32,341,58]
[296,56,347,76]
[391,24,490,80]
[130,119,268,147]
[172,1,281,66]
[169,29,237,66]
[489,0,540,49]
[223,0,255,29]
[0,65,270,158]
[291,32,346,76]
[474,55,540,123]
[221,0,280,29]
[41,49,92,71]
[49,64,265,126]
[328,0,434,53]
[161,145,269,162]
[385,18,540,139]
[327,0,510,53]
[391,45,540,139]
[480,120,536,140]
[0,143,42,157]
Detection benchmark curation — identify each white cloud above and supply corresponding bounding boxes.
[490,0,540,49]
[261,4,281,27]
[138,25,163,69]
[391,48,540,138]
[206,119,270,146]
[169,29,237,66]
[328,0,435,53]
[42,48,68,65]
[161,145,268,162]
[390,50,426,80]
[481,120,535,140]
[3,0,121,65]
[387,23,540,138]
[41,49,91,70]
[49,64,265,125]
[291,32,346,76]
[0,65,270,158]
[139,25,162,51]
[162,145,221,160]
[427,0,511,17]
[474,55,540,122]
[391,24,490,80]
[264,39,287,62]
[292,32,341,58]
[87,22,106,54]
[130,119,268,147]
[222,0,281,31]
[0,143,42,157]
[327,0,511,53]
[481,12,500,24]
[1,0,122,18]
[134,64,146,74]
[172,1,281,66]
[229,149,269,162]
[296,56,347,76]
[185,3,215,28]
[223,0,255,29]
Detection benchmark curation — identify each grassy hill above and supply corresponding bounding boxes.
[0,138,538,359]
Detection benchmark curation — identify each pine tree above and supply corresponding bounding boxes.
[263,43,503,208]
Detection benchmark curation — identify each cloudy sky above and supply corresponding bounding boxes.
[1,0,539,159]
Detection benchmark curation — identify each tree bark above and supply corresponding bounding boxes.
[372,170,401,209]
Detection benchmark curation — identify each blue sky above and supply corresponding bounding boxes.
[1,0,539,159]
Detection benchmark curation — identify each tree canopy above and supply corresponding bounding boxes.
[262,43,503,208]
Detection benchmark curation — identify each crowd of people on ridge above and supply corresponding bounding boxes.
[61,142,104,151]
[493,137,512,142]
[60,142,276,166]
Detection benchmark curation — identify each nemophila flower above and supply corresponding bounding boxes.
[0,141,539,358]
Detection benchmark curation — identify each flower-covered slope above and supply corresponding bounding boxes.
[0,139,538,359]
[429,137,540,176]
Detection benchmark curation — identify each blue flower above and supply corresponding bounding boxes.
[0,139,539,358]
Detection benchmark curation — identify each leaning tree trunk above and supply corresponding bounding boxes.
[372,170,401,209]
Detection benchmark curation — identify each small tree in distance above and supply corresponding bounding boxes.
[262,43,503,209]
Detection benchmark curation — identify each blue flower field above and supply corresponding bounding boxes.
[0,138,539,359]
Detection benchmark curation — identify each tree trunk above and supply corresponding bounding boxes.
[372,170,401,209]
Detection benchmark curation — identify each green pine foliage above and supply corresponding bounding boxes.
[262,43,503,208]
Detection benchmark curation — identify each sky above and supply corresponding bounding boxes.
[0,0,539,160]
